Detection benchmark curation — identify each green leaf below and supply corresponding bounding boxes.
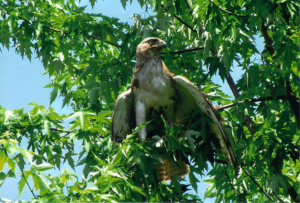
[0,198,13,203]
[3,109,15,124]
[84,139,91,152]
[65,152,76,170]
[31,163,55,172]
[50,87,58,105]
[31,172,50,194]
[0,151,7,171]
[69,111,96,129]
[18,148,33,164]
[90,0,97,8]
[204,183,215,199]
[18,170,31,195]
[121,0,127,9]
[0,172,7,187]
[189,169,199,193]
[99,194,119,202]
[96,111,112,124]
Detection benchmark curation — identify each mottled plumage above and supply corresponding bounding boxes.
[111,38,238,175]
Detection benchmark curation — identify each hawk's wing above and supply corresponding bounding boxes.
[111,89,135,145]
[173,76,238,175]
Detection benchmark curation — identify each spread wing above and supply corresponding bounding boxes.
[173,76,238,175]
[111,89,135,145]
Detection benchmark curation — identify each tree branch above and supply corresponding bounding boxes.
[12,125,72,140]
[225,73,256,135]
[161,5,198,34]
[208,0,248,17]
[261,22,300,129]
[241,166,274,201]
[272,191,284,203]
[17,163,36,199]
[216,95,288,111]
[161,46,204,55]
[197,71,210,87]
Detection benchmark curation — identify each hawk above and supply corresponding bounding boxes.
[111,37,238,177]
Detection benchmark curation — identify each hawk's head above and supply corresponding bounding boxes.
[136,37,167,58]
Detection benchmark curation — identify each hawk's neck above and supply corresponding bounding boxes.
[134,55,174,78]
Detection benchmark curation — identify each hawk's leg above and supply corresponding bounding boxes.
[135,100,147,141]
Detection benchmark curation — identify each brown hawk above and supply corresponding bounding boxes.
[111,37,238,179]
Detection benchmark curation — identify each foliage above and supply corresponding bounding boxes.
[0,0,299,202]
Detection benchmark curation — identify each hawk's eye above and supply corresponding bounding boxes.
[149,40,155,45]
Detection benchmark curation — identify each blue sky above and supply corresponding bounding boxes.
[0,0,265,201]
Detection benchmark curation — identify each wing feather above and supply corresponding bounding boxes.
[111,89,134,145]
[173,76,238,175]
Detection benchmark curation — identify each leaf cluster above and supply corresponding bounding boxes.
[0,0,299,202]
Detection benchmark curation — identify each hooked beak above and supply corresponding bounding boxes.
[159,41,167,48]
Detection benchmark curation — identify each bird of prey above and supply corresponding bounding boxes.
[111,37,238,176]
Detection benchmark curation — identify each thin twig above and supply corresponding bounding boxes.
[184,0,205,34]
[216,95,288,111]
[260,49,269,70]
[12,125,73,140]
[161,46,204,55]
[197,71,210,87]
[272,191,284,203]
[50,128,72,133]
[17,163,36,199]
[161,5,198,34]
[241,166,274,201]
[152,133,169,147]
[208,0,248,17]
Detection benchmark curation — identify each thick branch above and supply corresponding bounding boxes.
[287,181,299,202]
[216,95,288,111]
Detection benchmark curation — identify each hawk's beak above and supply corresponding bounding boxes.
[160,41,167,49]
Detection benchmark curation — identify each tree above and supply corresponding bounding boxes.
[0,0,299,202]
